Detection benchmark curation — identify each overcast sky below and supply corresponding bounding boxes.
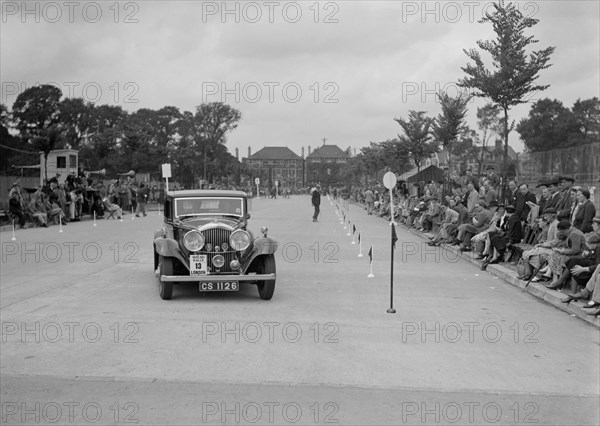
[2,0,599,159]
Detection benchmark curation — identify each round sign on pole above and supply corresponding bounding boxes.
[255,177,260,185]
[383,171,397,189]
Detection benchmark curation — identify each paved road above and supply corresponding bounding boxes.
[1,196,598,425]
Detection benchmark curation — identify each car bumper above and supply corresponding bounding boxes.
[159,273,276,282]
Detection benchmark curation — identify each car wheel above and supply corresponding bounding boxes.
[257,254,276,300]
[159,255,173,300]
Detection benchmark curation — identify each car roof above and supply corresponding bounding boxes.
[167,190,247,198]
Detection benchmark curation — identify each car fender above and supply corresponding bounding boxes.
[241,237,278,272]
[154,237,188,268]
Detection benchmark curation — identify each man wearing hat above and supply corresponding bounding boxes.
[556,175,575,212]
[543,178,562,211]
[557,232,600,297]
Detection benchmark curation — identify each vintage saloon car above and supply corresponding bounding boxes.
[153,190,278,300]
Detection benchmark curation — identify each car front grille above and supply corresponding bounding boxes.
[200,227,237,274]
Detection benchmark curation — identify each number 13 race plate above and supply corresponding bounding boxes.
[190,254,207,275]
[199,282,239,291]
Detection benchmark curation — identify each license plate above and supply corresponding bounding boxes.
[190,255,207,276]
[199,282,239,291]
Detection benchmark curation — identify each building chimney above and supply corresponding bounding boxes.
[248,146,251,158]
[301,147,305,159]
[235,147,239,161]
[308,145,311,156]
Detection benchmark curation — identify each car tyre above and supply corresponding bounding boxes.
[257,254,276,300]
[159,255,174,300]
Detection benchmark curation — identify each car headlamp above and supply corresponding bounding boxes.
[229,230,251,251]
[183,230,205,252]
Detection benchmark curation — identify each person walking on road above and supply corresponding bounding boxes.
[311,184,321,222]
[364,188,375,215]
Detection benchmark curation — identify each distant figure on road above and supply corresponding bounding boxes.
[364,188,375,215]
[311,185,321,222]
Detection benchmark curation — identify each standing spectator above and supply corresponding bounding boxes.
[536,181,551,215]
[572,188,596,233]
[544,179,561,211]
[118,180,129,211]
[135,183,149,217]
[483,179,497,205]
[465,182,479,214]
[515,183,536,222]
[9,191,26,228]
[364,188,375,215]
[556,176,575,212]
[465,169,479,192]
[311,184,321,222]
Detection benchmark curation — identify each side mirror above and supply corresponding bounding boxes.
[245,213,251,220]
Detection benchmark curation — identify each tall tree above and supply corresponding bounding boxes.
[431,91,470,174]
[195,102,242,145]
[394,110,437,175]
[475,103,501,174]
[12,85,64,182]
[458,0,554,200]
[571,97,600,144]
[515,98,578,152]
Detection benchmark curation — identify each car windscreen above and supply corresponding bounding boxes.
[175,197,243,217]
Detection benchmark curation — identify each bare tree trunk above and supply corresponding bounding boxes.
[502,107,509,203]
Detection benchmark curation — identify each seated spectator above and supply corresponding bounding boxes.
[91,197,105,219]
[563,260,600,316]
[44,197,67,225]
[457,201,494,252]
[9,191,26,228]
[517,208,561,281]
[481,205,522,270]
[420,198,441,232]
[471,201,503,258]
[428,201,459,246]
[572,188,596,234]
[557,233,600,297]
[544,220,586,289]
[27,198,49,227]
[102,197,123,219]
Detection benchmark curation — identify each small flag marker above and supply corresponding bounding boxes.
[367,246,374,277]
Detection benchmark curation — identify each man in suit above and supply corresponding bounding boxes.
[506,180,518,207]
[311,184,321,222]
[515,183,537,223]
[465,182,480,214]
[555,175,575,212]
[544,179,562,211]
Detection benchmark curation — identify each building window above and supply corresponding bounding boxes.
[56,156,66,168]
[69,155,77,168]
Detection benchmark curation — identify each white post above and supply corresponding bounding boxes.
[93,211,97,227]
[11,219,16,241]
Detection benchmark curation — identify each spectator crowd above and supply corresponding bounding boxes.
[337,168,600,317]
